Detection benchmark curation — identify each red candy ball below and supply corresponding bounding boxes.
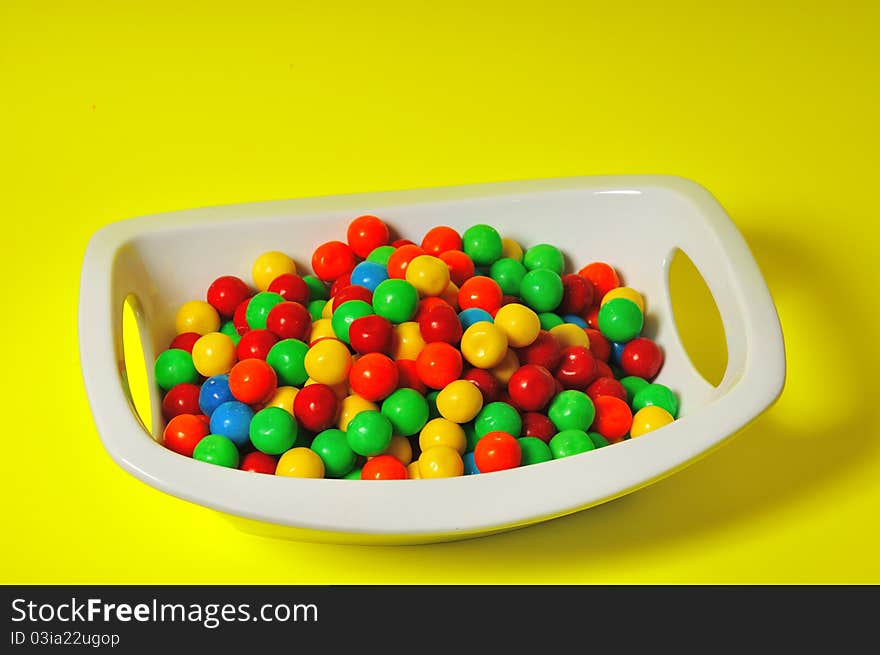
[416,342,463,389]
[236,329,278,361]
[414,297,452,322]
[558,274,593,315]
[163,414,209,457]
[396,359,427,394]
[232,298,251,335]
[293,383,339,432]
[349,353,399,402]
[207,275,251,318]
[347,215,390,259]
[329,273,352,299]
[268,273,310,305]
[555,346,599,390]
[458,276,503,315]
[266,301,312,341]
[169,332,200,353]
[620,337,664,380]
[229,358,277,404]
[583,305,600,330]
[462,368,501,404]
[162,383,201,419]
[312,241,357,282]
[584,328,611,362]
[586,377,628,403]
[474,431,522,473]
[516,330,562,370]
[439,250,476,287]
[392,239,416,248]
[578,262,620,301]
[421,226,462,255]
[521,412,556,443]
[507,364,556,412]
[362,454,407,480]
[240,451,277,474]
[595,359,613,380]
[418,304,463,344]
[349,314,393,355]
[591,395,633,442]
[332,285,373,310]
[387,244,426,280]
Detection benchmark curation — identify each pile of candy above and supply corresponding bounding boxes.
[154,216,679,480]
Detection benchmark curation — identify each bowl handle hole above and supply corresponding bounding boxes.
[121,294,157,438]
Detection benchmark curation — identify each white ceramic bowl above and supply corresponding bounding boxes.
[79,176,785,544]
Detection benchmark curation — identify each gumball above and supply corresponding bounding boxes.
[346,410,394,456]
[418,446,464,478]
[558,273,593,315]
[463,451,480,475]
[602,287,645,314]
[350,261,389,292]
[276,447,325,478]
[303,274,330,301]
[562,314,588,328]
[586,377,628,403]
[475,401,522,438]
[175,300,220,336]
[474,431,521,473]
[265,386,299,414]
[419,418,467,454]
[395,358,427,394]
[268,273,310,305]
[620,337,664,380]
[293,383,339,432]
[209,401,254,446]
[493,304,540,348]
[632,383,679,418]
[425,389,440,420]
[193,434,240,468]
[463,422,481,453]
[489,348,520,385]
[219,321,241,347]
[347,215,390,258]
[349,353,399,401]
[538,312,564,331]
[461,321,508,369]
[252,251,296,292]
[516,330,562,370]
[387,244,426,279]
[380,434,413,465]
[312,241,357,282]
[518,436,553,466]
[207,275,251,317]
[415,342,462,389]
[331,300,374,344]
[405,255,451,297]
[520,269,564,313]
[439,250,476,286]
[578,262,620,300]
[169,332,200,353]
[229,358,277,404]
[630,406,675,437]
[436,379,484,423]
[381,388,429,436]
[232,299,251,335]
[406,461,422,479]
[163,414,209,456]
[421,226,462,255]
[462,224,503,266]
[458,276,503,315]
[549,323,590,349]
[329,274,352,299]
[414,296,451,321]
[555,346,599,390]
[336,395,378,432]
[249,406,298,454]
[459,307,494,330]
[521,412,556,443]
[367,245,396,266]
[461,368,500,405]
[236,329,278,361]
[584,329,611,362]
[372,279,419,324]
[308,300,327,321]
[266,301,312,341]
[196,374,232,416]
[304,338,352,386]
[311,428,357,478]
[330,285,371,312]
[361,454,407,480]
[489,258,527,296]
[588,432,610,448]
[500,237,523,261]
[590,395,633,441]
[155,349,200,391]
[507,364,556,411]
[245,291,285,330]
[583,305,600,330]
[343,467,363,480]
[309,318,336,344]
[619,375,649,405]
[162,383,201,419]
[266,338,309,386]
[522,244,564,274]
[548,390,595,431]
[240,451,276,474]
[597,298,643,343]
[418,304,463,345]
[549,429,594,459]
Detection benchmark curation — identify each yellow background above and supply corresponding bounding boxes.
[2,1,879,583]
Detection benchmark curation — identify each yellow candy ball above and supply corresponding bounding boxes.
[550,323,590,349]
[493,303,541,348]
[374,435,413,466]
[490,348,520,384]
[460,321,508,369]
[175,300,220,335]
[265,386,299,414]
[304,338,352,386]
[501,237,524,262]
[405,255,451,297]
[436,379,483,423]
[630,406,675,438]
[310,318,336,343]
[322,298,334,319]
[418,446,464,479]
[406,461,422,479]
[252,251,296,292]
[440,281,460,310]
[191,332,237,377]
[338,394,379,430]
[601,287,645,313]
[419,418,467,454]
[390,322,426,360]
[275,447,325,478]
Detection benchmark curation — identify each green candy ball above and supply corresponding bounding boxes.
[518,437,553,466]
[346,410,393,456]
[154,348,200,391]
[343,467,363,480]
[522,244,564,274]
[520,268,564,312]
[311,428,357,478]
[475,401,522,438]
[246,291,284,330]
[462,224,503,266]
[632,383,679,418]
[588,431,610,448]
[367,245,396,266]
[193,434,240,468]
[249,406,298,455]
[307,299,327,321]
[372,279,418,324]
[463,422,480,453]
[331,300,374,344]
[548,390,595,431]
[426,390,441,420]
[303,274,329,301]
[619,376,649,405]
[597,298,643,342]
[219,320,241,346]
[266,339,310,386]
[538,312,564,331]
[381,388,429,436]
[489,257,527,296]
[549,429,595,459]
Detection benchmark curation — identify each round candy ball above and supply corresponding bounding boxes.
[518,436,553,466]
[245,291,285,330]
[331,300,374,344]
[538,312,564,330]
[312,241,357,282]
[337,394,379,431]
[406,255,451,297]
[252,251,296,292]
[380,388,429,436]
[590,395,633,441]
[249,406,298,454]
[350,260,389,292]
[586,377,628,403]
[390,322,427,360]
[266,338,309,386]
[163,414,209,457]
[549,429,594,459]
[209,401,254,446]
[597,298,643,342]
[501,237,523,261]
[419,418,467,454]
[632,383,679,418]
[507,364,556,412]
[310,428,357,478]
[461,321,508,369]
[418,304,463,345]
[155,349,200,391]
[555,346,599,390]
[229,358,278,404]
[436,379,484,423]
[462,368,501,404]
[630,406,675,437]
[521,412,556,443]
[474,431,521,473]
[236,328,279,360]
[240,452,277,474]
[602,286,645,313]
[265,385,299,414]
[303,274,330,301]
[463,451,480,475]
[163,383,201,419]
[367,245,395,266]
[362,454,407,480]
[418,446,464,479]
[197,374,233,416]
[169,332,200,353]
[293,383,339,432]
[549,323,589,349]
[462,224,503,266]
[346,410,393,456]
[275,447,325,478]
[558,273,593,315]
[349,352,399,402]
[517,330,562,370]
[522,243,564,274]
[489,258,527,296]
[578,262,620,300]
[349,314,394,354]
[268,272,310,305]
[493,303,540,348]
[520,269,564,313]
[207,275,251,317]
[458,276,503,315]
[372,279,419,324]
[475,401,522,438]
[347,215,390,258]
[304,338,352,386]
[191,332,237,377]
[266,301,312,342]
[458,307,494,330]
[620,375,650,404]
[548,390,596,431]
[421,226,462,255]
[176,300,221,336]
[193,434,240,468]
[382,434,414,465]
[415,342,463,389]
[620,337,664,380]
[440,250,476,286]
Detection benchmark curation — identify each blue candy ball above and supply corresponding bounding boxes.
[459,307,494,330]
[349,261,389,292]
[198,374,233,416]
[611,341,627,366]
[209,401,254,446]
[463,451,481,475]
[562,314,588,328]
